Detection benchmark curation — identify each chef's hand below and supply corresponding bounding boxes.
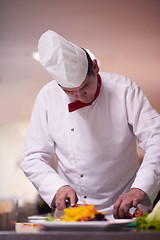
[113,188,145,219]
[55,185,78,210]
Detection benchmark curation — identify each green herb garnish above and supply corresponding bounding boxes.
[136,200,160,230]
[45,213,55,221]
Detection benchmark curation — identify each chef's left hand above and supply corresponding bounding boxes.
[113,188,145,219]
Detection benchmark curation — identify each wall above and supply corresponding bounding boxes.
[0,0,160,207]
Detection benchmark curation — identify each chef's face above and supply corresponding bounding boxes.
[60,59,99,103]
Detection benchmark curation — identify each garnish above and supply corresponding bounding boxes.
[45,213,55,221]
[136,200,160,230]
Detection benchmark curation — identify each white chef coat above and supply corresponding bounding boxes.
[21,72,160,216]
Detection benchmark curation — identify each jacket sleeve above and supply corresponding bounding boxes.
[20,95,68,207]
[126,82,160,205]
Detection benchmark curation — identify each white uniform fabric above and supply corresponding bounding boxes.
[21,72,160,216]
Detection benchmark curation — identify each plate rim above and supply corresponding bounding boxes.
[29,218,135,228]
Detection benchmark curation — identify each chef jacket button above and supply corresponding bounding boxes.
[84,195,87,199]
[80,174,83,178]
[71,128,74,131]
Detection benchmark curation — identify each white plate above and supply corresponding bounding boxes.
[29,219,134,231]
[28,215,47,221]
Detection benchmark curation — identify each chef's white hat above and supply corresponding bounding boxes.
[38,30,88,88]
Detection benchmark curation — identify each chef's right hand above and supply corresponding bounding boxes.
[55,185,78,210]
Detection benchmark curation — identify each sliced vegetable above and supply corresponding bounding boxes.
[60,202,106,222]
[133,207,143,218]
[136,200,160,230]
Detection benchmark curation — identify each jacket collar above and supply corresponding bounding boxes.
[68,74,101,112]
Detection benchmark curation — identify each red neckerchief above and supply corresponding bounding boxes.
[68,74,101,112]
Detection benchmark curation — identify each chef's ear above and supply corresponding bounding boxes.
[93,59,99,74]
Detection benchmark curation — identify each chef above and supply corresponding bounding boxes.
[20,30,160,219]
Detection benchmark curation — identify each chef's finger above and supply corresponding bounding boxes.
[56,194,67,210]
[121,201,132,218]
[56,200,66,210]
[118,207,125,218]
[118,197,135,218]
[113,198,122,218]
[69,193,78,207]
[132,199,139,208]
[118,205,131,218]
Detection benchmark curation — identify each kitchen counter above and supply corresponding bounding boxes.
[0,230,160,240]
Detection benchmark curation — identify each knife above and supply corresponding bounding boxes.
[53,198,70,219]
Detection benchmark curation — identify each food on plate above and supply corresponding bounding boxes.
[46,202,106,222]
[45,213,55,221]
[136,200,160,230]
[60,203,106,222]
[45,202,146,223]
[133,207,143,218]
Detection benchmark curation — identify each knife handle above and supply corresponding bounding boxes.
[65,197,70,208]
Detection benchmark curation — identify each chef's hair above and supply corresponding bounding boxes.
[81,48,94,76]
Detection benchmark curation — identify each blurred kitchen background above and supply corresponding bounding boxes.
[0,0,160,220]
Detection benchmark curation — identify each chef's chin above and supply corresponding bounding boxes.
[81,96,94,103]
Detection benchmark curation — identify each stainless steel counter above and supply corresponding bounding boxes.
[0,230,160,240]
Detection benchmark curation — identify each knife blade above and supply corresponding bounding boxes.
[53,198,70,219]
